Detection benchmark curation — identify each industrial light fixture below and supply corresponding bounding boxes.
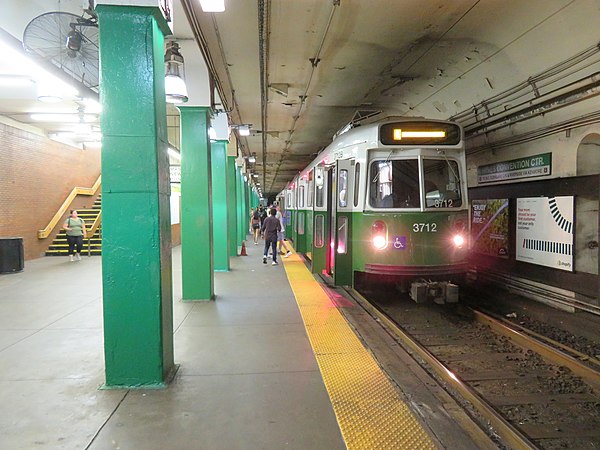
[168,147,181,161]
[248,152,256,164]
[199,0,225,12]
[164,41,188,104]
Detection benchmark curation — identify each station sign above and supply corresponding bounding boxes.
[477,153,551,183]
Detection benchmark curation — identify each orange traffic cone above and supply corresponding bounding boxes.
[240,240,248,256]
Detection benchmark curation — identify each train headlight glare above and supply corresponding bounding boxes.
[453,234,465,247]
[372,235,387,249]
[371,220,387,249]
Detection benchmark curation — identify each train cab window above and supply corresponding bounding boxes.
[338,169,348,207]
[369,159,420,208]
[353,163,360,207]
[423,159,462,208]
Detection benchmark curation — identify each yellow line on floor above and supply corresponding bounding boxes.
[282,253,436,450]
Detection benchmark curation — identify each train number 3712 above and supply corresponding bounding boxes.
[413,223,437,232]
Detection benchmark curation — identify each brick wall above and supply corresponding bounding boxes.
[0,123,101,260]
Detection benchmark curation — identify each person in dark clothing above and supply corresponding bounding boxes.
[261,208,281,265]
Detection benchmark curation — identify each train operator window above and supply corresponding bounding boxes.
[423,159,462,208]
[369,159,420,208]
[315,166,325,207]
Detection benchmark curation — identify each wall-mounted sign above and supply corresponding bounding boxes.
[516,196,574,271]
[477,153,551,183]
[170,165,181,183]
[471,199,509,258]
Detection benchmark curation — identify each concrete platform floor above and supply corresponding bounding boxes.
[0,246,345,449]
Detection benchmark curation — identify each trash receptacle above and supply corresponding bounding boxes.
[0,237,24,273]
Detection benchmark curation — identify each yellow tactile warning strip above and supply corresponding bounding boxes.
[282,253,436,450]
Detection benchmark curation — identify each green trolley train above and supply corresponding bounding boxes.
[278,116,469,302]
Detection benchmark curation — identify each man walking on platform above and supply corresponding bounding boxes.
[261,208,281,265]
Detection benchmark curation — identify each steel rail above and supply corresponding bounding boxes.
[471,308,600,393]
[345,288,538,450]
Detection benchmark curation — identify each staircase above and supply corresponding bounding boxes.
[45,195,102,256]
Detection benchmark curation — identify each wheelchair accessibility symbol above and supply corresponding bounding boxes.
[392,236,406,250]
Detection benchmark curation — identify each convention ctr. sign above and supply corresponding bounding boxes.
[477,153,551,183]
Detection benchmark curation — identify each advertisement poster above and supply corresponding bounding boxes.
[516,197,574,271]
[471,199,509,258]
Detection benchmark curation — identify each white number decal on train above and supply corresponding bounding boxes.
[434,199,453,208]
[412,223,437,232]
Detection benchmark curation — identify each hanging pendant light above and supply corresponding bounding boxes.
[164,41,188,104]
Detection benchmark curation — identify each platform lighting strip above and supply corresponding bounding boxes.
[282,254,436,449]
[393,129,446,140]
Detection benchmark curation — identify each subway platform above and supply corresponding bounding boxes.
[0,244,482,449]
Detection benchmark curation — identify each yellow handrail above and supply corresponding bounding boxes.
[38,175,102,239]
[87,210,102,237]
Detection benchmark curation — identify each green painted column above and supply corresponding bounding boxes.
[179,106,214,300]
[236,167,245,246]
[227,156,238,257]
[211,140,229,271]
[96,5,174,388]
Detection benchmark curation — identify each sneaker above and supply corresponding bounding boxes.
[272,261,278,265]
[75,254,81,261]
[284,251,292,258]
[263,257,267,264]
[69,255,74,262]
[254,242,258,245]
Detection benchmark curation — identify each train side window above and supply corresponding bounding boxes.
[298,211,305,234]
[338,169,348,207]
[353,163,360,207]
[315,166,324,207]
[337,216,348,254]
[369,159,420,208]
[314,214,324,248]
[307,170,314,207]
[423,159,462,208]
[299,186,305,207]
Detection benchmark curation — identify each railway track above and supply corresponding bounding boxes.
[346,287,600,450]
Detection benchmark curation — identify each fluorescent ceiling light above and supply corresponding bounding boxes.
[0,75,35,86]
[168,147,181,160]
[199,0,225,12]
[30,113,97,122]
[238,125,250,136]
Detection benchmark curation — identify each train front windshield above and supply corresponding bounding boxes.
[369,158,462,209]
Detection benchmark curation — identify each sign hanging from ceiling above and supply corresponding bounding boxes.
[477,153,551,183]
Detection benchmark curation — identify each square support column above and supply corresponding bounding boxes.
[227,156,238,257]
[96,5,174,388]
[178,106,214,300]
[211,140,229,271]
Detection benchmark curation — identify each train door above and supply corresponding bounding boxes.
[325,166,335,277]
[333,159,354,286]
[311,164,329,274]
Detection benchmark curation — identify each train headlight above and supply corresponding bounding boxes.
[452,234,465,248]
[371,220,387,250]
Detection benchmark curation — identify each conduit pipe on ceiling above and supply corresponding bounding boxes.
[466,72,600,138]
[268,0,340,193]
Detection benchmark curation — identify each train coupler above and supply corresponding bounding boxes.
[410,280,459,304]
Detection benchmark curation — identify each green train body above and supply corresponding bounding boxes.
[277,116,469,289]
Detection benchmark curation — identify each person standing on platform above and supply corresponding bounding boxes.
[63,210,87,262]
[275,203,292,257]
[250,207,261,244]
[261,208,281,265]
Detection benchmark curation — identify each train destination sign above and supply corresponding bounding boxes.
[477,153,551,183]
